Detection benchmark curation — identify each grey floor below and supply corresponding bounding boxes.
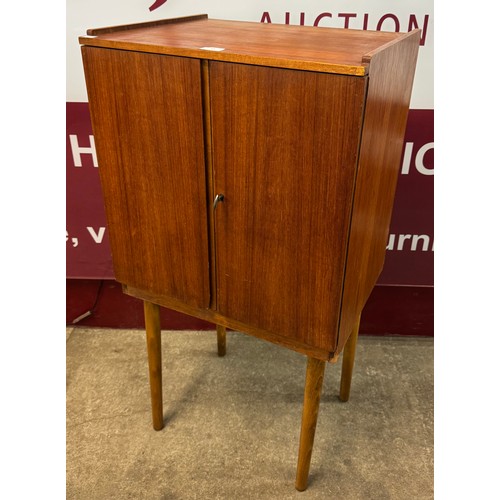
[66,328,433,499]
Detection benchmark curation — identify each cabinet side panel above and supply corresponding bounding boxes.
[81,47,210,309]
[337,31,421,354]
[211,62,366,352]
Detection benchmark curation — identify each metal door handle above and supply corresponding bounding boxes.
[213,193,225,210]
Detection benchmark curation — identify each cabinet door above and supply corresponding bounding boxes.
[210,62,366,351]
[82,48,210,309]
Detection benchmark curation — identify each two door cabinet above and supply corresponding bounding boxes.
[80,15,420,491]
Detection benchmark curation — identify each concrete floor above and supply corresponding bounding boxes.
[66,328,433,499]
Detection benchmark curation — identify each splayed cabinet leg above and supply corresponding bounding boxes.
[295,356,326,492]
[339,315,361,402]
[216,324,226,357]
[144,300,164,431]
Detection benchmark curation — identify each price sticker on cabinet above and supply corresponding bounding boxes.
[199,47,225,51]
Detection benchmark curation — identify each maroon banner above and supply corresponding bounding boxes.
[67,279,433,336]
[66,103,433,286]
[378,109,434,285]
[66,103,113,278]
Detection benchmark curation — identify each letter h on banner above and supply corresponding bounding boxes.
[69,134,99,167]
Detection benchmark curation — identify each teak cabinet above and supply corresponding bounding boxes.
[80,15,420,491]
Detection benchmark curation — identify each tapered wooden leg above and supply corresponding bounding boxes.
[339,315,361,402]
[295,357,326,492]
[216,324,226,357]
[144,301,164,431]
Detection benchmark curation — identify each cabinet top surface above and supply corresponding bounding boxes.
[79,15,416,76]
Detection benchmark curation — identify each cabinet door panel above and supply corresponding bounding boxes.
[211,62,366,351]
[82,47,210,309]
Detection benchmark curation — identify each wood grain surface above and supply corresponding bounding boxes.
[336,30,421,355]
[81,47,210,309]
[210,62,366,352]
[80,17,405,76]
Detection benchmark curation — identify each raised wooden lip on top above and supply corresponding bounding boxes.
[78,14,418,76]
